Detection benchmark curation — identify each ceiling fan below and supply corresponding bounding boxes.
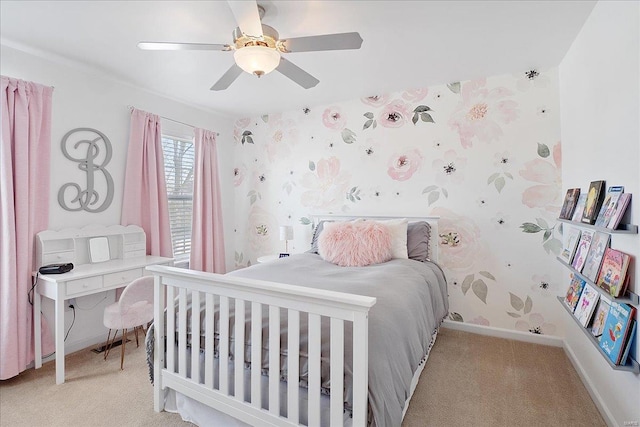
[138,1,363,91]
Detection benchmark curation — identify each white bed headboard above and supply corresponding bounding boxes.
[309,215,439,263]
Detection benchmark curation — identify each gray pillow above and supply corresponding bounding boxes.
[307,220,330,254]
[407,221,431,262]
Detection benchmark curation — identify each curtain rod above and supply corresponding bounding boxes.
[127,105,219,136]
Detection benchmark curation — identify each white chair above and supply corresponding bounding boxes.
[102,276,154,369]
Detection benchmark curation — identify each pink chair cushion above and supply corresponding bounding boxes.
[103,276,154,330]
[318,220,393,267]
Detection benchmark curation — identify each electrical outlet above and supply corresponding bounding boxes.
[66,298,76,311]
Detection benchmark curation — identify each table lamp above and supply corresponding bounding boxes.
[279,225,294,254]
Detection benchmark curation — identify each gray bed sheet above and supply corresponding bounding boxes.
[147,253,448,427]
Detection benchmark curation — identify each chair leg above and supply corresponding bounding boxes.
[134,326,139,347]
[104,329,119,360]
[103,329,113,361]
[120,328,127,370]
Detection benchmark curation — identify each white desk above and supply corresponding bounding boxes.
[33,255,173,384]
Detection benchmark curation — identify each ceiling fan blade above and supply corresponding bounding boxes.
[276,58,319,89]
[138,42,230,51]
[227,1,264,39]
[279,32,363,53]
[210,64,243,91]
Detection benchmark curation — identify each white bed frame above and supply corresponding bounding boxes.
[149,216,439,427]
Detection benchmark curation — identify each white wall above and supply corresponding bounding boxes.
[559,1,639,425]
[1,44,235,355]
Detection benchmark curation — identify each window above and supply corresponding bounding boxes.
[162,135,194,261]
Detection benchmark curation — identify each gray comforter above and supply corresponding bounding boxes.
[147,253,448,427]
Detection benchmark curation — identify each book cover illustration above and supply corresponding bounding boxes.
[559,188,581,220]
[596,247,631,297]
[560,227,581,264]
[581,231,610,283]
[594,186,624,228]
[590,296,612,340]
[564,274,586,312]
[608,193,632,230]
[581,180,605,225]
[571,229,594,273]
[571,194,587,222]
[599,302,636,364]
[573,284,600,327]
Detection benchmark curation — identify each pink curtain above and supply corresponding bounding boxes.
[190,128,226,273]
[0,76,53,379]
[121,108,173,258]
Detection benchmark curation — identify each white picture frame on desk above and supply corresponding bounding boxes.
[88,237,110,263]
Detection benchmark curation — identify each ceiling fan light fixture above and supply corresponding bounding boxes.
[233,45,281,77]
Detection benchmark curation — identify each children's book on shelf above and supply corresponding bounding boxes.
[564,274,586,312]
[559,188,581,220]
[571,194,588,222]
[571,229,594,273]
[590,295,612,341]
[581,180,606,225]
[619,320,637,366]
[581,231,611,283]
[560,227,581,264]
[596,247,631,297]
[599,302,637,365]
[608,193,632,230]
[594,186,624,228]
[573,284,600,327]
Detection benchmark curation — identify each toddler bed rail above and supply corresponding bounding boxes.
[147,264,376,427]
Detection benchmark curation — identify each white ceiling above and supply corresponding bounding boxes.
[0,1,596,118]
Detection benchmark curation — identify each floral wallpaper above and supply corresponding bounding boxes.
[232,68,565,336]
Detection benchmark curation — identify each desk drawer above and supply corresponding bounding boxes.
[66,276,102,296]
[43,251,75,265]
[103,268,142,288]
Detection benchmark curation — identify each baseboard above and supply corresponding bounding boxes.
[562,341,616,427]
[441,319,563,347]
[27,333,107,369]
[442,320,615,427]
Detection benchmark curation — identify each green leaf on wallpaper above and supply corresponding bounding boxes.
[447,82,461,94]
[449,312,464,322]
[341,128,356,144]
[261,115,269,123]
[412,113,419,125]
[427,191,440,206]
[364,112,374,119]
[414,105,432,113]
[494,176,506,192]
[363,119,373,130]
[472,279,488,304]
[422,185,438,193]
[420,113,434,123]
[543,229,552,242]
[299,217,312,225]
[479,271,496,281]
[536,217,549,229]
[537,143,550,158]
[442,188,448,198]
[283,182,293,195]
[309,161,315,171]
[235,251,241,262]
[542,237,562,255]
[504,172,514,180]
[524,296,533,315]
[506,312,522,318]
[373,121,377,129]
[487,173,500,184]
[461,274,474,295]
[509,292,524,311]
[520,222,541,233]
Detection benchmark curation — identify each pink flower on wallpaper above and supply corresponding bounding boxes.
[387,149,423,181]
[361,94,389,107]
[300,156,351,209]
[448,78,519,148]
[378,99,411,128]
[519,142,562,213]
[265,119,298,162]
[469,316,490,326]
[246,206,278,253]
[235,117,251,129]
[515,313,556,335]
[432,149,467,185]
[233,118,251,144]
[402,87,428,103]
[431,207,485,272]
[322,106,347,130]
[233,165,246,187]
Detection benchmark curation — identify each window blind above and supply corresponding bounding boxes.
[162,136,194,260]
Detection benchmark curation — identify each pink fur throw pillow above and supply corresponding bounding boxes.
[318,221,393,267]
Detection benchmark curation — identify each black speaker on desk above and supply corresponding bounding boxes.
[39,263,74,274]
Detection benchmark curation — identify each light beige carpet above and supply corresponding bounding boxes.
[0,328,605,427]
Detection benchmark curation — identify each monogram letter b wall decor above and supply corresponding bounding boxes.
[58,128,114,213]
